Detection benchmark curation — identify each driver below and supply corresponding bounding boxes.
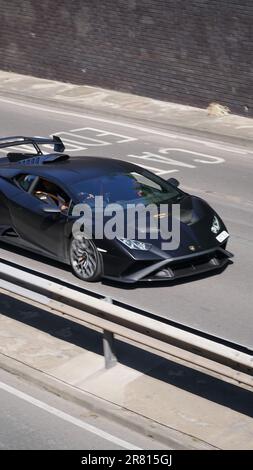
[34,179,69,213]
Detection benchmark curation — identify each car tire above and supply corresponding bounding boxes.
[69,236,103,282]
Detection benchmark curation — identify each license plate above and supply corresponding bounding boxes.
[216,230,229,243]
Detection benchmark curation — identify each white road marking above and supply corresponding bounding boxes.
[70,127,137,144]
[159,148,225,165]
[192,141,247,154]
[56,132,112,147]
[0,96,248,154]
[48,128,136,152]
[0,380,141,450]
[49,130,225,172]
[128,152,196,169]
[160,134,248,154]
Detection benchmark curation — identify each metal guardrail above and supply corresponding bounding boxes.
[0,261,253,387]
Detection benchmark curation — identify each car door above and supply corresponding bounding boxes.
[0,170,22,234]
[7,174,70,260]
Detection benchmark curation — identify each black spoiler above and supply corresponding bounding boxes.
[0,135,65,158]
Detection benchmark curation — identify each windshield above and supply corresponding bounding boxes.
[71,169,181,207]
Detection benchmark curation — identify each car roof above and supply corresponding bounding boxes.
[2,156,141,185]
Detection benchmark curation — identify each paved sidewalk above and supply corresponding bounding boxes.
[0,291,252,450]
[0,71,253,148]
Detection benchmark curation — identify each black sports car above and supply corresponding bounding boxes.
[0,135,233,283]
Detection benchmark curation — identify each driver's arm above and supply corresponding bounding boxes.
[56,194,69,212]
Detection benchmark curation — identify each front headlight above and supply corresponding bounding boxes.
[211,215,220,234]
[118,238,152,251]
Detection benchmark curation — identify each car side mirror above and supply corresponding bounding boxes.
[167,177,180,187]
[42,206,62,214]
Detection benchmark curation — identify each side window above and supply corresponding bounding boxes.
[15,174,37,192]
[31,178,71,214]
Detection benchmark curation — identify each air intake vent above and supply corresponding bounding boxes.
[7,153,69,165]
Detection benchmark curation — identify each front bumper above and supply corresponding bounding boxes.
[104,247,233,283]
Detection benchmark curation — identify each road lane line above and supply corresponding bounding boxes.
[0,96,248,154]
[0,380,141,450]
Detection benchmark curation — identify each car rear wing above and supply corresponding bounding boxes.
[0,135,65,158]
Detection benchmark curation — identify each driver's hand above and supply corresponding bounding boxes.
[60,204,69,212]
[35,191,48,201]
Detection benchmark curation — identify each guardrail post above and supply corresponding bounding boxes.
[102,296,117,369]
[103,330,117,369]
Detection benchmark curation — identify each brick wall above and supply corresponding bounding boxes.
[0,0,252,115]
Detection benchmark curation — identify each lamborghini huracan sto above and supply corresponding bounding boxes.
[0,136,233,283]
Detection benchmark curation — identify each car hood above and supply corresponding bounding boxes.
[115,194,228,259]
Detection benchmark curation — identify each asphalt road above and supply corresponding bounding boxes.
[0,368,170,450]
[0,95,252,348]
